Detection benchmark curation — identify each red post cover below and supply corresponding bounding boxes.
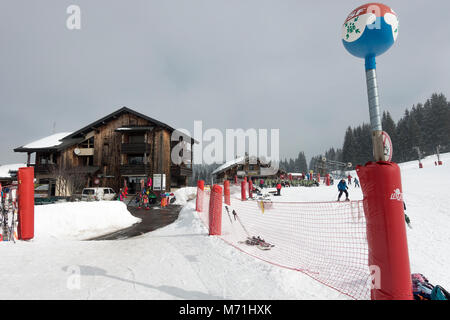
[356,161,413,300]
[241,180,246,201]
[18,167,35,240]
[195,180,204,212]
[208,185,222,236]
[248,180,253,199]
[223,180,230,205]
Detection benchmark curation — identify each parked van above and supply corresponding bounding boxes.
[81,187,117,201]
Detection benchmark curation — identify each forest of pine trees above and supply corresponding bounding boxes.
[190,93,449,184]
[314,93,450,167]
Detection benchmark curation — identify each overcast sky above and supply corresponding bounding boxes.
[1,0,449,165]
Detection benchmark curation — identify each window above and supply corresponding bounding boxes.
[82,189,95,195]
[129,134,145,144]
[80,137,94,148]
[129,155,144,165]
[103,189,109,194]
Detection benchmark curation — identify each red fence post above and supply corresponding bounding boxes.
[326,174,330,186]
[195,180,204,212]
[224,180,230,205]
[356,162,413,300]
[18,167,35,240]
[438,160,443,166]
[241,180,246,201]
[419,162,423,168]
[234,175,238,184]
[248,180,253,199]
[209,185,222,236]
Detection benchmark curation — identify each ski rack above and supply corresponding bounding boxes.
[0,184,19,243]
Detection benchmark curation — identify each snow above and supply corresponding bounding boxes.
[172,187,197,206]
[34,201,141,241]
[22,132,72,149]
[0,163,26,178]
[0,153,449,299]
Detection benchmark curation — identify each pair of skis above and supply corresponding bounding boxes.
[238,236,275,251]
[0,186,17,243]
[224,206,274,251]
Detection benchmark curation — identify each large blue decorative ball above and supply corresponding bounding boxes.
[342,3,398,59]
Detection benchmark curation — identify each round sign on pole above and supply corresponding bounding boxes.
[381,131,393,162]
[94,178,100,185]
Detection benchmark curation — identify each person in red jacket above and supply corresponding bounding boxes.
[276,182,282,196]
[347,174,352,186]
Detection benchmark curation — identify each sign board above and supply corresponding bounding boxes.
[153,174,166,191]
[94,178,100,185]
[381,131,393,162]
[236,171,246,177]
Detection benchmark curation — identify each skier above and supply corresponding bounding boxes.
[276,182,282,196]
[337,179,349,201]
[404,201,412,229]
[259,178,264,189]
[347,174,352,186]
[354,177,360,188]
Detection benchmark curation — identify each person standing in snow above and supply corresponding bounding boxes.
[276,182,282,196]
[354,177,360,188]
[337,179,349,201]
[259,179,264,189]
[347,174,352,186]
[404,201,412,229]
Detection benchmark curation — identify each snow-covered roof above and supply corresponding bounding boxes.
[0,163,26,179]
[22,132,73,149]
[212,156,246,175]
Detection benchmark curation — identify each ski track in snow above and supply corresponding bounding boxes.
[0,153,449,299]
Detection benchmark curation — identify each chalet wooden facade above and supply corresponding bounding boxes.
[212,155,285,183]
[14,107,194,196]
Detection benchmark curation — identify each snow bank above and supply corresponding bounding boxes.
[34,201,141,241]
[172,187,197,205]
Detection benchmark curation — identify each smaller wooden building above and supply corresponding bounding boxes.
[212,155,285,183]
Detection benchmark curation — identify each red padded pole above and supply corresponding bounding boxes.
[208,185,222,235]
[224,180,230,205]
[18,167,35,240]
[241,180,246,201]
[356,161,413,300]
[234,175,238,184]
[195,180,204,212]
[248,180,253,199]
[326,174,330,186]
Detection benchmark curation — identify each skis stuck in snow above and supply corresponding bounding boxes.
[0,185,18,242]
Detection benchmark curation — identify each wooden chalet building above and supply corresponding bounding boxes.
[212,155,285,183]
[14,107,195,196]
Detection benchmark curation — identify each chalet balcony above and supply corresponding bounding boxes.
[120,164,148,175]
[171,165,193,177]
[121,143,151,154]
[33,164,56,174]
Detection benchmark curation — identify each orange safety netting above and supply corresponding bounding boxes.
[196,186,371,300]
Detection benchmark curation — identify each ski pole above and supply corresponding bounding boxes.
[232,209,251,237]
[224,206,233,224]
